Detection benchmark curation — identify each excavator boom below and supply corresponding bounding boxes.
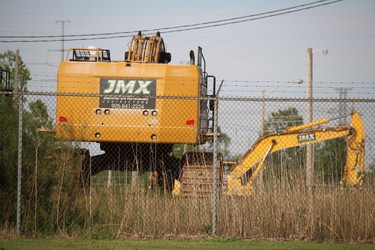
[226,111,365,195]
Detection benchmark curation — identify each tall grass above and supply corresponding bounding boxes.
[218,170,375,242]
[59,168,374,242]
[2,151,374,242]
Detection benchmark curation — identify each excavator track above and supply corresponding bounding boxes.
[179,152,222,198]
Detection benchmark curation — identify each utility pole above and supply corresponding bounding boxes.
[56,20,70,61]
[306,48,314,192]
[305,47,327,192]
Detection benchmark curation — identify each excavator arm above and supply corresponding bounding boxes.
[226,111,365,195]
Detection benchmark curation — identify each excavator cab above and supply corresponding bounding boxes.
[68,47,111,62]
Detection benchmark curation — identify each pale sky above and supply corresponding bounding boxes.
[1,0,374,98]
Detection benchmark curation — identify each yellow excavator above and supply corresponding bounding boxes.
[56,31,365,196]
[56,31,216,190]
[224,110,365,195]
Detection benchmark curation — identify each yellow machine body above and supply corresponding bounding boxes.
[56,35,209,145]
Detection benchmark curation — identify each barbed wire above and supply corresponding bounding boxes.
[1,90,375,102]
[5,74,375,97]
[26,75,375,86]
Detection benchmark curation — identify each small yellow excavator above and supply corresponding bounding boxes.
[225,110,365,195]
[172,110,365,196]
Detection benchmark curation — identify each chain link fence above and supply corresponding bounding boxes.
[1,90,374,241]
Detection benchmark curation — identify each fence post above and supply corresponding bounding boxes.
[15,49,23,236]
[212,95,218,236]
[212,80,224,236]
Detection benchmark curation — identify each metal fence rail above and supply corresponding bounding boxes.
[1,91,374,241]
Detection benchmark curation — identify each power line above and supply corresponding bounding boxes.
[0,0,341,39]
[0,0,343,43]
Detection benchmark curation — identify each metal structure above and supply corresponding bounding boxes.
[226,111,365,195]
[56,32,217,194]
[0,66,12,92]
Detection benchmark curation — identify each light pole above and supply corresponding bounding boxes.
[261,79,303,136]
[306,47,328,191]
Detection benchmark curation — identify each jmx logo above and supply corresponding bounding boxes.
[297,133,316,143]
[101,79,154,95]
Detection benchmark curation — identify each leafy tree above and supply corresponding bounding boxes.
[0,50,31,226]
[314,137,346,184]
[262,107,305,183]
[263,107,303,135]
[210,126,232,160]
[22,102,84,233]
[0,94,19,221]
[0,50,84,233]
[173,126,232,160]
[0,50,31,91]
